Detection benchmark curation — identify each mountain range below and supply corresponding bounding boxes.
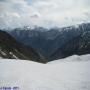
[6,23,90,61]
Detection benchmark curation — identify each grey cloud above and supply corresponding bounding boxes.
[0,0,90,29]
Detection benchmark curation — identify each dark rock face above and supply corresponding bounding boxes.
[0,30,46,63]
[6,23,90,61]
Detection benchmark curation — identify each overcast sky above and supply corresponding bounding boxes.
[0,0,90,29]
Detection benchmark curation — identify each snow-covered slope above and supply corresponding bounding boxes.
[0,54,90,90]
[48,54,90,64]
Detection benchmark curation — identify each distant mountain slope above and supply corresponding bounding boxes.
[0,30,45,63]
[7,28,61,56]
[7,23,90,61]
[50,31,90,60]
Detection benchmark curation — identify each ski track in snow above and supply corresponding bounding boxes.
[0,55,90,90]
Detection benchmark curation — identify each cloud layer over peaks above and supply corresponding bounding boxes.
[0,0,90,29]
